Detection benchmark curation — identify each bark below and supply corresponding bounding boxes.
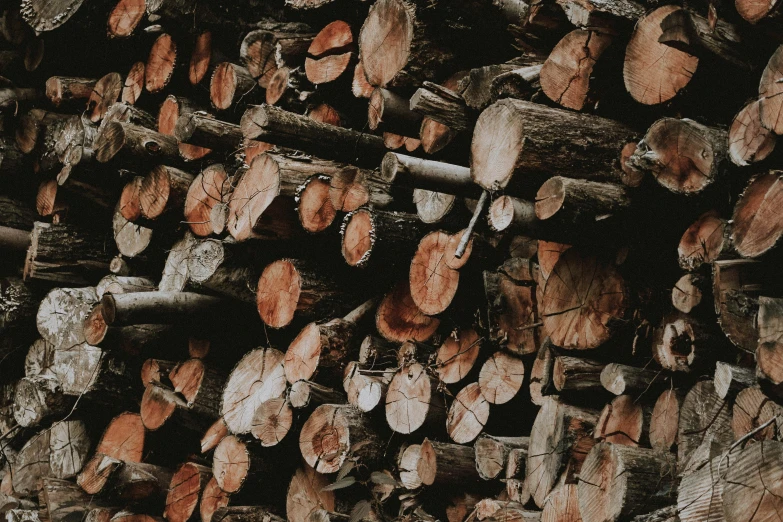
[174,114,242,151]
[410,82,472,132]
[757,296,783,385]
[39,478,113,522]
[78,454,173,503]
[471,99,637,194]
[240,23,315,88]
[380,152,476,197]
[555,0,644,27]
[240,105,387,168]
[552,356,607,395]
[713,259,761,354]
[577,443,677,522]
[600,363,668,396]
[101,292,229,326]
[19,0,86,32]
[534,177,631,225]
[341,208,427,270]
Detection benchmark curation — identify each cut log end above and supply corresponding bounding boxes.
[729,99,776,166]
[212,435,250,493]
[251,397,293,447]
[256,260,301,328]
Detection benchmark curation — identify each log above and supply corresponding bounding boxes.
[136,165,194,224]
[623,6,699,105]
[240,23,315,88]
[477,350,525,405]
[12,374,74,428]
[736,0,783,22]
[672,273,706,314]
[250,397,293,446]
[678,381,733,472]
[184,164,232,237]
[265,66,313,112]
[676,454,725,522]
[577,443,677,522]
[380,152,475,196]
[651,312,725,373]
[289,381,345,409]
[729,99,776,167]
[45,76,97,108]
[541,482,580,522]
[211,507,284,522]
[341,208,427,269]
[722,441,783,522]
[95,122,181,166]
[386,363,445,434]
[627,118,729,195]
[358,0,455,90]
[284,298,376,384]
[398,443,423,489]
[534,177,631,224]
[87,73,123,123]
[285,465,335,522]
[240,105,387,168]
[212,435,278,493]
[39,478,112,522]
[474,434,529,481]
[713,259,761,353]
[199,478,230,522]
[157,96,211,162]
[731,171,783,258]
[732,385,783,440]
[51,343,138,405]
[540,29,614,110]
[368,88,423,138]
[409,230,470,316]
[101,292,228,326]
[594,394,649,447]
[201,418,229,453]
[299,403,382,473]
[36,286,97,349]
[715,362,757,399]
[164,462,212,522]
[489,64,543,105]
[527,397,599,508]
[434,329,481,384]
[141,382,218,436]
[600,363,668,396]
[210,62,256,111]
[220,348,287,434]
[328,166,395,213]
[446,382,490,443]
[78,454,173,502]
[410,81,471,132]
[122,62,145,105]
[471,99,637,193]
[146,34,177,94]
[758,296,783,386]
[540,248,627,350]
[417,438,481,486]
[174,114,242,152]
[758,43,783,134]
[305,21,355,85]
[343,360,391,413]
[296,175,337,234]
[552,356,607,395]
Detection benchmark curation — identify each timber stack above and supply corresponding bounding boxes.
[4,0,783,520]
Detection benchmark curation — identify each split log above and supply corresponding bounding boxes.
[341,208,427,269]
[722,440,783,522]
[731,385,783,440]
[540,29,614,110]
[677,381,733,472]
[250,397,293,446]
[240,105,387,168]
[527,397,599,508]
[600,363,668,396]
[417,438,481,487]
[474,434,528,481]
[540,248,627,350]
[284,298,376,384]
[593,394,649,447]
[386,363,445,434]
[577,443,677,522]
[299,403,382,473]
[729,99,776,167]
[164,462,212,522]
[471,99,637,193]
[101,292,228,326]
[552,356,607,395]
[220,348,287,434]
[730,171,783,258]
[184,164,232,237]
[358,0,455,90]
[478,350,525,405]
[45,76,96,108]
[212,435,277,493]
[623,6,700,105]
[95,122,181,166]
[627,118,729,195]
[174,114,242,152]
[146,34,177,94]
[210,63,256,111]
[240,23,314,88]
[368,88,423,138]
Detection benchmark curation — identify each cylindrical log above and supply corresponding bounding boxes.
[368,88,422,138]
[212,435,278,494]
[240,105,386,168]
[95,122,181,166]
[201,418,229,453]
[199,478,229,522]
[184,164,232,238]
[285,465,335,522]
[678,211,731,271]
[714,259,761,354]
[87,73,123,123]
[594,394,650,447]
[552,356,607,395]
[474,434,529,481]
[102,292,228,326]
[250,397,293,447]
[672,273,706,314]
[651,312,723,373]
[164,462,212,522]
[341,208,427,269]
[141,383,218,435]
[417,438,481,487]
[157,95,211,162]
[386,363,445,434]
[240,23,315,88]
[732,386,782,440]
[12,374,74,428]
[45,76,97,108]
[471,99,637,193]
[36,286,97,349]
[122,62,145,104]
[600,363,669,396]
[731,171,783,258]
[714,362,756,399]
[375,279,440,343]
[175,114,242,152]
[434,329,481,384]
[446,382,490,444]
[410,81,471,131]
[210,62,256,111]
[380,152,475,196]
[729,99,776,167]
[534,177,631,224]
[578,443,677,522]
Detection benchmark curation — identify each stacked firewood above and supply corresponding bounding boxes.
[4,0,783,520]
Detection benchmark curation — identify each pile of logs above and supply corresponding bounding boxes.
[5,0,783,520]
